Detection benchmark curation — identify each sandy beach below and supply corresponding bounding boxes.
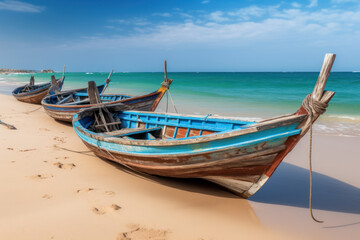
[0,93,359,239]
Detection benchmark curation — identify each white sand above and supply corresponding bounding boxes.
[0,94,358,239]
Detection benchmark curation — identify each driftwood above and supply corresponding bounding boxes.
[0,120,16,130]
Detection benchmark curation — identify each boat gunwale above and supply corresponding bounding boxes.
[74,111,306,146]
[12,83,51,97]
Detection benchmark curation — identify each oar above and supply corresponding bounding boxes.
[101,69,113,94]
[0,120,16,130]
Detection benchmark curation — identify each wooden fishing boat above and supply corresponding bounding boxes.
[73,54,336,198]
[42,64,172,122]
[12,71,65,104]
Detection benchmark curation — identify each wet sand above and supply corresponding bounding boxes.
[0,93,359,239]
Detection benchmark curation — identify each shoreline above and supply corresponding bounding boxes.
[1,79,359,137]
[0,93,359,239]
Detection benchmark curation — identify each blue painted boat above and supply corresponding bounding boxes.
[73,54,336,197]
[42,62,172,122]
[12,71,65,104]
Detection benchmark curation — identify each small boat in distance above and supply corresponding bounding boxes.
[42,61,172,122]
[72,54,336,198]
[12,67,65,104]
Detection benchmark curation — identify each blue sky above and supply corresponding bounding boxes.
[0,0,360,72]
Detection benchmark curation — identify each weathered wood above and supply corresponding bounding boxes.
[101,70,113,94]
[29,76,35,86]
[88,81,101,104]
[164,60,168,82]
[13,83,51,104]
[0,120,16,130]
[43,80,172,122]
[312,53,336,101]
[87,81,110,132]
[73,53,337,199]
[103,127,162,137]
[95,121,123,129]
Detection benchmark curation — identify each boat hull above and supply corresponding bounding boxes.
[43,91,164,122]
[74,117,302,198]
[12,84,51,104]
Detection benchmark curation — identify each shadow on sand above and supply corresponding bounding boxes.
[100,157,360,214]
[250,162,360,214]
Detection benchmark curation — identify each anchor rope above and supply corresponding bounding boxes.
[167,90,178,113]
[301,94,328,223]
[96,139,154,181]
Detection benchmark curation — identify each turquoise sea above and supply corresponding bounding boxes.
[1,71,359,136]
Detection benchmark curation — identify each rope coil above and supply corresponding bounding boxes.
[161,80,171,89]
[302,94,328,116]
[301,93,328,223]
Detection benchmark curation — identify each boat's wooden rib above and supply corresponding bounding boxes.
[73,54,336,198]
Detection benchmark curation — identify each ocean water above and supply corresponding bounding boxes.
[1,72,359,136]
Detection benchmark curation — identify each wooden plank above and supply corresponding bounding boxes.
[95,121,123,128]
[312,53,336,101]
[29,76,35,85]
[103,127,162,138]
[88,81,101,104]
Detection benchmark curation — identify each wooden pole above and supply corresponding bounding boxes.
[88,81,101,104]
[101,70,113,94]
[51,75,56,85]
[164,60,168,82]
[88,81,110,132]
[107,69,113,80]
[29,76,35,86]
[63,65,66,78]
[312,53,336,101]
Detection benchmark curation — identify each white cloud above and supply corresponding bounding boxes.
[229,6,268,20]
[113,17,150,26]
[0,0,44,13]
[208,11,229,22]
[178,12,193,19]
[291,2,302,8]
[201,0,210,4]
[307,0,318,8]
[331,0,358,3]
[152,12,172,17]
[65,5,360,65]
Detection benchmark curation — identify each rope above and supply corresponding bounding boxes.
[167,90,178,113]
[161,81,170,89]
[23,106,42,114]
[166,91,169,113]
[96,139,155,181]
[301,94,328,223]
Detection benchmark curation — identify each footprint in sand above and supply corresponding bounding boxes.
[39,128,50,132]
[7,147,14,150]
[117,224,168,240]
[105,191,115,196]
[53,136,66,144]
[91,204,121,215]
[42,194,52,199]
[28,174,54,180]
[76,188,95,194]
[19,148,37,152]
[53,162,76,170]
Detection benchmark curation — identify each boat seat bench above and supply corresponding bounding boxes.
[103,127,163,138]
